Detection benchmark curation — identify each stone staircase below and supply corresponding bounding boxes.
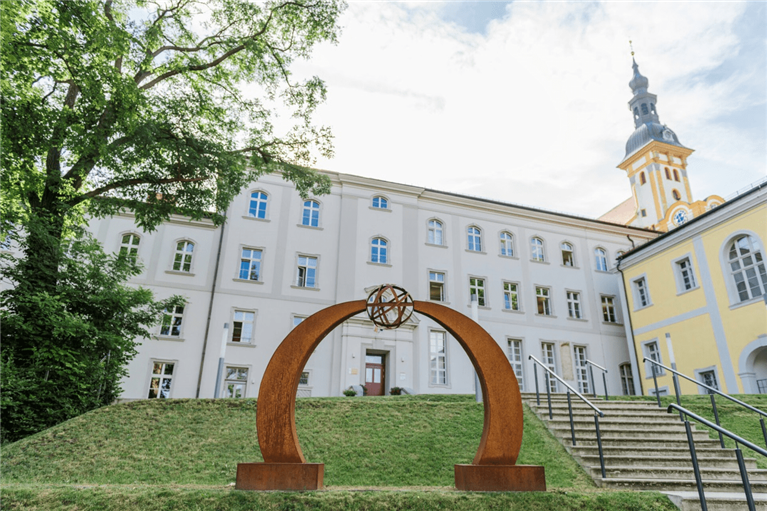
[521,392,767,510]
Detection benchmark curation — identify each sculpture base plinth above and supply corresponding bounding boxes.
[454,464,546,492]
[236,462,324,491]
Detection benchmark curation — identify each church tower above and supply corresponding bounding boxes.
[613,58,724,232]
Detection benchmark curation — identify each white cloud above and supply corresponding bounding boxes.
[288,1,766,217]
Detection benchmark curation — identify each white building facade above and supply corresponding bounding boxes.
[89,171,657,401]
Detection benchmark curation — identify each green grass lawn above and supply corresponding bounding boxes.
[1,395,677,510]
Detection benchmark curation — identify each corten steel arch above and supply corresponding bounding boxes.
[258,299,523,463]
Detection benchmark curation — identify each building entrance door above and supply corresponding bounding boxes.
[365,353,386,396]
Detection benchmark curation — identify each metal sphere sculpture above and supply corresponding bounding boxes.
[365,284,414,329]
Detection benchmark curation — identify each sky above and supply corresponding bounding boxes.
[283,1,767,219]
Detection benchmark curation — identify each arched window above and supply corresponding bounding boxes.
[650,103,656,115]
[727,235,767,302]
[301,200,320,227]
[120,233,141,264]
[560,242,574,266]
[173,240,194,272]
[633,107,639,120]
[372,196,388,209]
[672,189,681,201]
[665,168,671,180]
[616,250,626,261]
[641,103,649,115]
[248,191,268,219]
[639,172,646,185]
[531,237,545,262]
[595,248,608,272]
[370,237,388,264]
[467,226,482,252]
[499,231,514,257]
[673,169,680,182]
[427,219,443,245]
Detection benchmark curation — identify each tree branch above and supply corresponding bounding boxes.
[71,175,208,205]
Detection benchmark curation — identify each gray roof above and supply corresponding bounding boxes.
[622,122,689,163]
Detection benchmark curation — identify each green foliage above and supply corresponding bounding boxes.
[0,224,180,443]
[342,389,356,397]
[389,386,403,395]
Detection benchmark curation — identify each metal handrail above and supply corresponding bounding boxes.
[585,359,609,401]
[529,355,606,478]
[669,403,766,511]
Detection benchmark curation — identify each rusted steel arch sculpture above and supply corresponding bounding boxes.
[255,299,523,466]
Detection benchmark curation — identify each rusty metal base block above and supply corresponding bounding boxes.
[235,463,324,491]
[454,464,546,492]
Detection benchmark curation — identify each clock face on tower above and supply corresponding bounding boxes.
[673,209,688,226]
[662,129,674,141]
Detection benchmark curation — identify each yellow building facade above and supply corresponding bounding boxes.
[618,184,767,396]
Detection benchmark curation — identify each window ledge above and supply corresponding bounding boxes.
[242,215,270,222]
[465,249,487,255]
[228,342,256,348]
[369,207,392,213]
[729,296,764,311]
[466,304,491,310]
[531,260,549,265]
[430,300,450,305]
[498,254,518,260]
[602,321,624,326]
[425,242,448,249]
[157,336,185,342]
[645,372,666,379]
[633,304,653,312]
[232,278,264,285]
[535,313,557,318]
[676,286,700,297]
[367,261,392,267]
[567,317,588,322]
[561,264,579,269]
[594,269,610,274]
[291,285,320,291]
[296,224,323,231]
[502,308,524,314]
[165,270,195,276]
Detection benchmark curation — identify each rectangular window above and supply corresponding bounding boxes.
[633,277,650,308]
[620,363,635,395]
[507,339,524,391]
[469,277,486,306]
[574,346,590,394]
[224,367,248,398]
[296,255,317,288]
[676,258,697,291]
[542,343,557,392]
[429,272,445,301]
[699,370,718,393]
[601,295,617,323]
[292,315,306,329]
[503,282,519,311]
[430,330,447,385]
[299,371,310,385]
[148,361,174,399]
[536,287,551,316]
[566,291,582,319]
[160,305,184,337]
[643,340,663,377]
[239,248,262,281]
[231,310,255,343]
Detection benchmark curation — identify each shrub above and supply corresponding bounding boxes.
[343,389,356,397]
[390,387,403,395]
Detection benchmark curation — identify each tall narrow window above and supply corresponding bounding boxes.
[499,231,514,257]
[601,295,617,323]
[469,277,486,306]
[148,362,174,399]
[595,248,607,272]
[536,287,551,316]
[248,191,268,219]
[574,346,590,394]
[296,256,317,288]
[645,341,662,376]
[239,248,262,281]
[430,330,447,385]
[665,168,671,180]
[119,234,140,265]
[503,282,519,311]
[371,196,388,209]
[531,237,545,262]
[672,189,681,201]
[639,172,646,185]
[427,220,443,245]
[676,258,697,291]
[699,370,719,393]
[561,242,574,266]
[673,169,680,181]
[160,305,184,337]
[620,363,635,395]
[172,240,194,272]
[507,339,524,391]
[301,200,320,227]
[370,238,388,264]
[429,272,445,301]
[542,343,557,392]
[231,311,255,343]
[728,235,767,302]
[467,226,482,252]
[634,277,650,308]
[224,367,249,398]
[566,291,582,319]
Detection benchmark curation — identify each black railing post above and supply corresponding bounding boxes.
[735,442,756,511]
[533,364,540,406]
[594,414,606,479]
[602,372,609,401]
[652,364,661,407]
[567,390,576,446]
[710,393,725,449]
[761,417,767,450]
[545,372,553,420]
[684,420,707,511]
[589,365,596,398]
[672,372,683,421]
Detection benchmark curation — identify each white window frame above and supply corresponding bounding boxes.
[619,363,635,395]
[159,304,185,338]
[237,247,263,281]
[535,286,552,316]
[566,290,582,319]
[291,314,307,329]
[507,338,524,391]
[429,329,448,386]
[722,233,767,305]
[222,365,250,398]
[469,276,487,307]
[119,232,141,265]
[601,295,618,323]
[573,346,590,394]
[541,342,558,392]
[631,274,652,310]
[531,237,546,263]
[370,236,389,264]
[594,247,608,272]
[171,239,195,273]
[248,190,269,219]
[641,339,664,378]
[300,199,321,228]
[299,369,312,386]
[467,226,483,252]
[499,231,514,257]
[429,271,446,302]
[672,253,698,294]
[503,281,520,311]
[147,360,177,399]
[427,218,444,246]
[230,309,256,344]
[560,242,575,267]
[371,196,389,209]
[295,254,319,289]
[694,365,721,395]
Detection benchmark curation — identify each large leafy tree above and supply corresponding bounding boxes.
[0,0,344,440]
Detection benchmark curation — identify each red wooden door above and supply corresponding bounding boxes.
[365,354,385,396]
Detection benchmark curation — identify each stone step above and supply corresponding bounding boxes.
[535,408,683,419]
[542,416,687,427]
[577,454,757,469]
[590,465,767,481]
[599,477,767,493]
[558,437,723,449]
[569,445,734,458]
[528,403,670,413]
[665,491,767,511]
[551,425,710,440]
